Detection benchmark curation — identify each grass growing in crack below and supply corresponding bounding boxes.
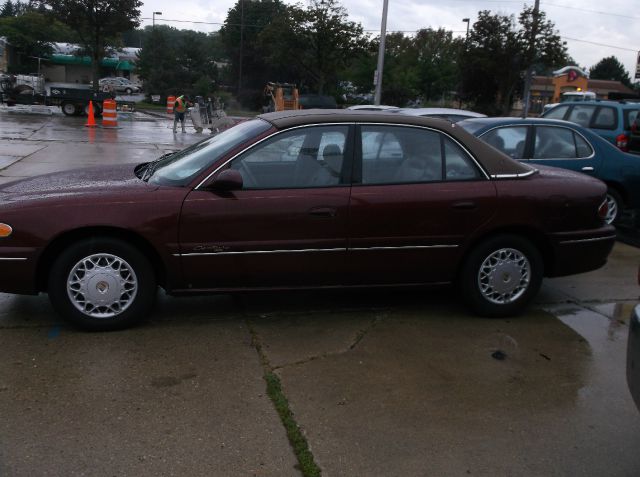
[265,372,321,477]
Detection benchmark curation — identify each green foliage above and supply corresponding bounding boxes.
[219,0,287,94]
[38,0,142,89]
[460,7,568,115]
[135,26,220,101]
[0,3,75,73]
[265,372,321,477]
[589,56,632,87]
[258,0,368,95]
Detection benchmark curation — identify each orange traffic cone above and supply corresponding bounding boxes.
[85,101,97,128]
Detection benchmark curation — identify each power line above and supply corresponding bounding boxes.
[542,2,640,21]
[561,36,638,52]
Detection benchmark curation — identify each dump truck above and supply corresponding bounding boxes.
[0,74,116,116]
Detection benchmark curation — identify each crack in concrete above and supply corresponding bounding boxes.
[271,313,386,372]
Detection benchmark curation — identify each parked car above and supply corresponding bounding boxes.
[542,91,597,112]
[392,107,487,123]
[627,266,640,411]
[98,77,140,94]
[298,94,337,109]
[0,110,615,330]
[541,100,640,152]
[459,117,640,225]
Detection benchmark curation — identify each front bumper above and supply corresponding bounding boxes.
[0,247,39,295]
[547,226,616,277]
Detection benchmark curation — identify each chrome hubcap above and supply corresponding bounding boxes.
[605,194,618,225]
[67,253,138,318]
[478,248,530,305]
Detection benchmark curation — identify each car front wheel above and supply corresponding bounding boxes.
[48,238,157,331]
[460,235,543,317]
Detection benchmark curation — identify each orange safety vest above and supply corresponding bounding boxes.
[174,96,186,113]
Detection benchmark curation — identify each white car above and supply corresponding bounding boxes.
[391,108,486,123]
[346,104,399,111]
[98,77,141,94]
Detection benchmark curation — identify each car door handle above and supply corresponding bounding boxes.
[308,207,337,218]
[451,201,477,210]
[581,166,594,172]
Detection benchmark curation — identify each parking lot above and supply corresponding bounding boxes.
[0,110,639,476]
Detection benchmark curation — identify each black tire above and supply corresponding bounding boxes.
[605,188,623,225]
[459,234,543,317]
[61,101,77,116]
[125,87,133,95]
[48,238,157,331]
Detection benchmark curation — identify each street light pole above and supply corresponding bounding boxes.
[238,0,244,95]
[462,18,470,40]
[522,0,540,118]
[153,11,162,28]
[373,0,389,105]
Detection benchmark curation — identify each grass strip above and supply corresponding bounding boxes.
[265,372,321,477]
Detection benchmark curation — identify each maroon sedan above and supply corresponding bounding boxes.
[0,110,616,330]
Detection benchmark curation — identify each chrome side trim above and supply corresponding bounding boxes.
[559,235,617,245]
[491,169,538,179]
[350,245,458,251]
[176,247,347,257]
[175,244,458,257]
[0,257,27,261]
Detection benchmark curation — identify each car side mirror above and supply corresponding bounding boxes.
[209,169,243,191]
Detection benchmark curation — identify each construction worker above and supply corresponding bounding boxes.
[173,94,189,133]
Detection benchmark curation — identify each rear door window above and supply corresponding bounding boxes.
[566,105,596,127]
[624,109,640,130]
[532,126,593,159]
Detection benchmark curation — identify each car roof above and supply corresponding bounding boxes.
[258,109,532,177]
[346,104,399,110]
[547,99,640,109]
[392,108,486,117]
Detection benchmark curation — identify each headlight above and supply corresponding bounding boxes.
[0,223,12,237]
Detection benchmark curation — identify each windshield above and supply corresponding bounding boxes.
[149,119,272,186]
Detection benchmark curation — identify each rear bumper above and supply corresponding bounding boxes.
[547,227,616,277]
[0,247,39,295]
[627,305,640,411]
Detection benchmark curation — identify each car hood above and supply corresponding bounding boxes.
[0,164,151,203]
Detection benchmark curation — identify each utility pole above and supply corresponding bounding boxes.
[522,0,540,118]
[238,0,244,95]
[373,0,389,106]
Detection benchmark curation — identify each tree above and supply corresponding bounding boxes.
[219,0,287,96]
[136,26,220,100]
[590,56,632,87]
[0,3,74,73]
[460,8,568,114]
[259,0,368,95]
[38,0,142,90]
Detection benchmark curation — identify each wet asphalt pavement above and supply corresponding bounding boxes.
[0,110,639,476]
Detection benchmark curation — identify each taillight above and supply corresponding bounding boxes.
[598,199,608,221]
[616,133,629,152]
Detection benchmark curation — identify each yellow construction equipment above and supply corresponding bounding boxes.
[264,82,300,112]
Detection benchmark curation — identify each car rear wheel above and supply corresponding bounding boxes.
[48,238,156,331]
[125,87,133,94]
[605,189,622,225]
[460,234,543,317]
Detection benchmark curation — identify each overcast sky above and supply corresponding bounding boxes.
[139,0,639,83]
